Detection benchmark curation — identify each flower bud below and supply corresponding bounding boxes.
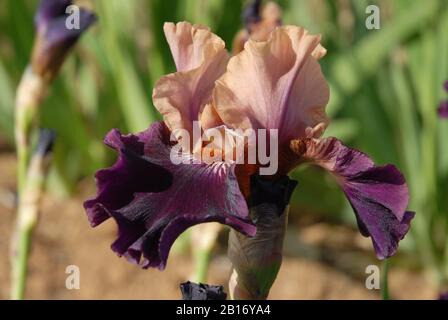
[31,0,97,82]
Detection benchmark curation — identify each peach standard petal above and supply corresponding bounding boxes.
[213,26,329,144]
[153,22,229,136]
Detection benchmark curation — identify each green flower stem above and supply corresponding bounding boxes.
[16,145,29,194]
[10,146,51,299]
[444,236,448,281]
[11,211,35,300]
[14,68,46,192]
[193,248,212,284]
[15,104,34,193]
[11,68,48,300]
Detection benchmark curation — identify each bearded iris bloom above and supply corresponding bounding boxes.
[85,22,413,270]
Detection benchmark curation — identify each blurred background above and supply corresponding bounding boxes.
[0,0,447,299]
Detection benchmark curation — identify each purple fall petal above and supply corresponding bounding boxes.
[83,127,173,227]
[84,122,255,270]
[300,137,414,259]
[343,166,415,258]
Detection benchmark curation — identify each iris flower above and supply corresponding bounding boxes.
[85,22,413,270]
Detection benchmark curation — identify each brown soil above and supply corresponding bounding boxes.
[0,153,437,299]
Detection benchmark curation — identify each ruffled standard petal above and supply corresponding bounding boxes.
[84,126,173,227]
[199,103,224,130]
[153,22,229,135]
[213,25,329,144]
[163,22,226,73]
[291,137,414,259]
[85,122,255,270]
[32,1,97,80]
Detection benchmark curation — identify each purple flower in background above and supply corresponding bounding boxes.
[242,0,262,28]
[439,291,448,300]
[31,0,97,81]
[233,0,282,54]
[439,102,448,118]
[438,81,448,118]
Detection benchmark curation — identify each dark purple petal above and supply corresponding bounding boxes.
[343,167,415,258]
[84,126,173,227]
[248,175,297,215]
[32,1,97,80]
[85,122,255,270]
[298,137,414,259]
[180,281,227,300]
[438,101,448,118]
